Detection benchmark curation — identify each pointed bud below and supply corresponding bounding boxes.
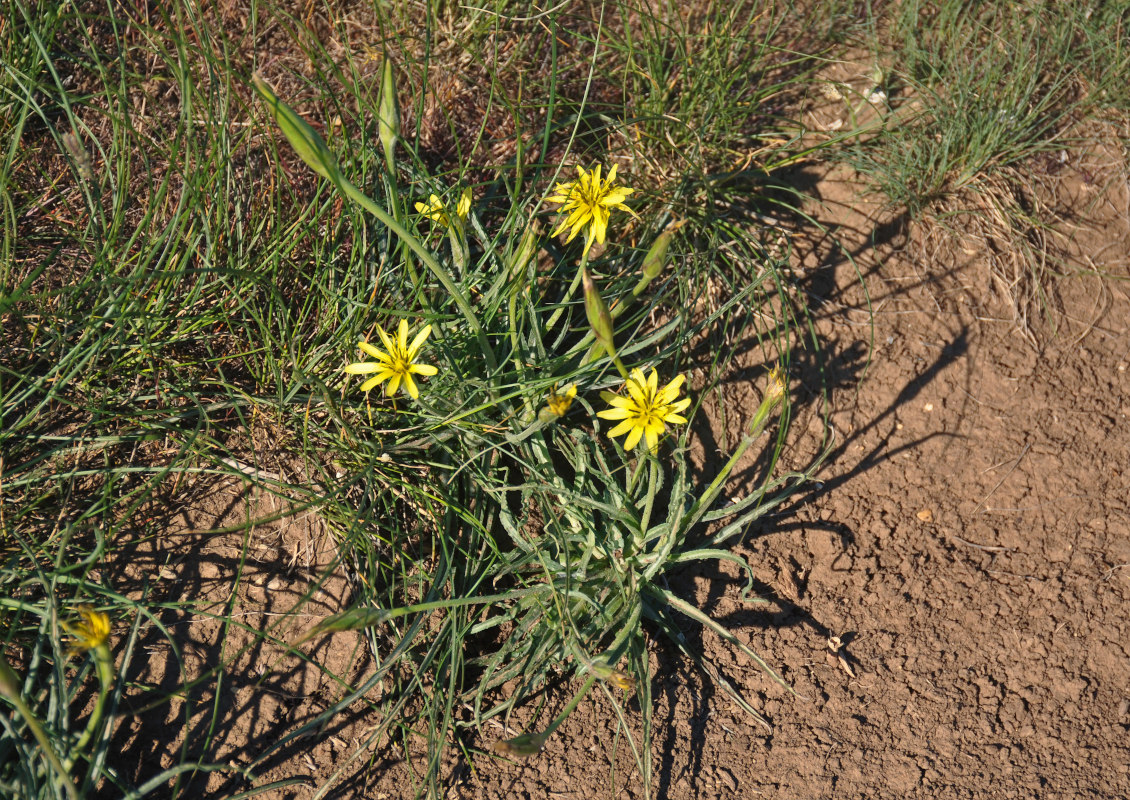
[745,365,788,438]
[582,267,616,358]
[588,659,637,691]
[252,74,340,182]
[506,222,539,282]
[378,54,400,172]
[0,653,21,700]
[492,732,548,758]
[642,228,673,280]
[765,366,786,405]
[633,222,682,298]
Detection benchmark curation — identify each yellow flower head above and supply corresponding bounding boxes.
[545,383,577,418]
[596,368,691,453]
[415,188,471,229]
[62,607,110,656]
[547,164,635,254]
[344,319,438,400]
[766,365,786,403]
[607,668,636,691]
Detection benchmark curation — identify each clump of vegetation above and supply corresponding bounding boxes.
[254,62,814,791]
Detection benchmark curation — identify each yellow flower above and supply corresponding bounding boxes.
[607,668,636,691]
[597,368,691,453]
[547,164,634,254]
[545,383,577,417]
[766,365,786,403]
[344,319,438,400]
[62,607,110,656]
[415,187,471,229]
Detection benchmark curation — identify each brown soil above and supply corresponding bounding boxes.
[453,152,1130,799]
[102,147,1130,799]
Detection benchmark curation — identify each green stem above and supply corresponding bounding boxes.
[679,391,781,533]
[542,674,597,740]
[636,459,661,550]
[543,250,588,333]
[609,353,630,381]
[625,452,647,498]
[66,644,114,769]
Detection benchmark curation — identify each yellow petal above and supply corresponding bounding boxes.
[625,376,648,407]
[623,426,644,451]
[396,318,410,352]
[403,372,419,399]
[344,362,380,374]
[375,324,395,354]
[411,363,438,376]
[602,187,633,205]
[591,206,609,245]
[658,374,686,404]
[407,323,432,358]
[597,406,632,420]
[360,374,387,392]
[606,418,635,437]
[358,340,384,359]
[668,396,692,415]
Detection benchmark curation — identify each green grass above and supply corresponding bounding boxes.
[2,1,1127,798]
[829,0,1130,330]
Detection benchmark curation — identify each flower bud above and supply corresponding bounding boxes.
[0,653,21,700]
[251,74,340,183]
[506,222,539,285]
[641,227,673,280]
[582,267,615,358]
[492,732,547,757]
[633,222,683,298]
[379,54,400,172]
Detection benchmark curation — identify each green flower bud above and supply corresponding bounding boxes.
[506,222,539,282]
[379,54,400,172]
[642,227,673,280]
[582,267,616,358]
[0,653,21,700]
[251,74,340,183]
[492,732,548,758]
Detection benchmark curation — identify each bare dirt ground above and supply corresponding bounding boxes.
[455,150,1130,798]
[103,144,1130,799]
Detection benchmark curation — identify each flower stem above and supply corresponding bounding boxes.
[543,251,588,334]
[636,459,661,551]
[66,643,114,770]
[542,674,598,740]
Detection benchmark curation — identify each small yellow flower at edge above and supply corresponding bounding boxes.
[545,383,577,418]
[415,188,471,229]
[548,164,635,254]
[766,365,786,403]
[344,319,438,400]
[597,368,691,453]
[62,607,110,657]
